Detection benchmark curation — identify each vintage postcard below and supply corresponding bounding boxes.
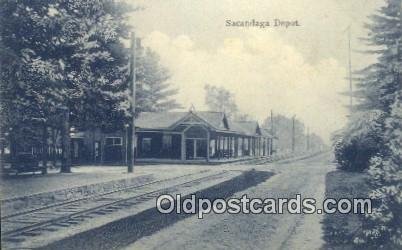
[0,0,401,249]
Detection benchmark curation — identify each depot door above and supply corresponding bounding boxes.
[186,139,207,159]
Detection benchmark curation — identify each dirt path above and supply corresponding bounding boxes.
[125,153,335,250]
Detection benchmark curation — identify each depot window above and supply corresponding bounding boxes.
[105,137,122,146]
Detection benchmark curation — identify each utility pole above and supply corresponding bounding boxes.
[127,32,137,173]
[348,26,353,109]
[270,110,274,155]
[292,115,295,154]
[397,39,401,93]
[124,124,129,165]
[306,126,310,151]
[61,107,71,173]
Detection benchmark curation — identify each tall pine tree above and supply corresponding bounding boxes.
[135,47,180,112]
[345,0,402,247]
[334,0,401,172]
[0,0,133,171]
[354,0,401,114]
[0,0,65,157]
[54,0,132,132]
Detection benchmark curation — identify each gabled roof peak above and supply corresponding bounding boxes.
[136,110,267,137]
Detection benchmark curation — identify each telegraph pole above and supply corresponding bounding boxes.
[306,127,310,151]
[61,107,71,173]
[348,26,353,108]
[270,110,274,155]
[128,32,137,173]
[291,115,295,153]
[397,39,401,92]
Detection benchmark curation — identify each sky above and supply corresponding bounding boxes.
[126,0,384,143]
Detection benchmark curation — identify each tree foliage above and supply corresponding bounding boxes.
[54,0,132,132]
[334,0,401,172]
[1,0,180,158]
[0,0,66,150]
[333,0,401,247]
[135,47,180,112]
[333,110,385,171]
[204,84,238,119]
[358,93,402,248]
[354,0,402,113]
[263,114,325,153]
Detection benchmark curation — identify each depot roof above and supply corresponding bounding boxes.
[136,110,272,138]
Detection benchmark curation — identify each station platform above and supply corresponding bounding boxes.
[0,165,222,200]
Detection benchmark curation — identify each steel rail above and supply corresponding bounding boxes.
[2,170,229,238]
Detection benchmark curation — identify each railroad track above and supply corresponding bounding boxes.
[231,152,325,166]
[1,172,194,220]
[231,157,273,166]
[1,170,231,244]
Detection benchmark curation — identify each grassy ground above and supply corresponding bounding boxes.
[322,170,370,249]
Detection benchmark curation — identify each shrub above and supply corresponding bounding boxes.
[355,98,402,248]
[333,110,385,172]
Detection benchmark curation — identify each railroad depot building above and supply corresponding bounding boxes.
[71,110,273,164]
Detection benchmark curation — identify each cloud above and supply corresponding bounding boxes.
[143,29,349,142]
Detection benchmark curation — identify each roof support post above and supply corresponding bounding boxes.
[234,136,238,158]
[226,136,229,158]
[258,137,263,156]
[250,137,253,156]
[181,133,186,161]
[268,138,271,156]
[257,138,259,156]
[254,138,256,156]
[217,136,220,160]
[242,137,245,157]
[206,130,210,162]
[229,137,232,158]
[214,134,218,158]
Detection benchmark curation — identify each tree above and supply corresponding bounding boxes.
[0,0,133,172]
[54,0,132,133]
[353,0,401,114]
[234,113,253,121]
[0,0,66,165]
[334,0,401,247]
[333,0,401,172]
[360,92,402,248]
[309,133,326,152]
[263,114,315,153]
[204,84,238,119]
[135,47,180,112]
